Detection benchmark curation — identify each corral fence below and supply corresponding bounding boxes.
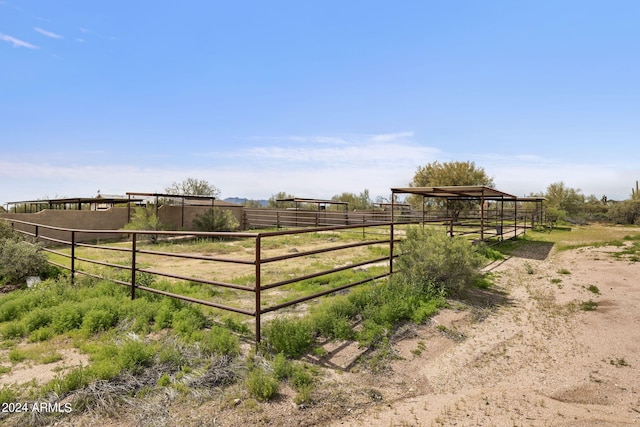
[242,208,394,229]
[242,206,541,239]
[2,218,452,343]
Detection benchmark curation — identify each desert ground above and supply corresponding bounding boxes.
[327,239,640,426]
[3,229,640,427]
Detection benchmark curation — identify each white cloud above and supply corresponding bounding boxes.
[2,136,638,206]
[0,32,38,49]
[236,132,437,167]
[34,27,63,39]
[475,153,637,200]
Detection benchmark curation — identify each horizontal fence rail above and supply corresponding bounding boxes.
[5,218,443,343]
[3,211,532,342]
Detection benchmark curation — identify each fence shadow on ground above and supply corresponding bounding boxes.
[507,241,555,261]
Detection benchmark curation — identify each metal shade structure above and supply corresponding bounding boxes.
[390,185,544,242]
[276,197,349,211]
[390,185,517,200]
[5,196,143,213]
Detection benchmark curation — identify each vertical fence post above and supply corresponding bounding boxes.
[255,235,262,345]
[131,233,137,300]
[70,231,76,284]
[390,194,395,275]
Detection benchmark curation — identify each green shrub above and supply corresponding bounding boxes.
[193,208,239,232]
[0,220,14,240]
[22,308,53,333]
[119,340,155,374]
[0,239,49,285]
[411,298,442,324]
[357,319,388,346]
[1,321,26,339]
[29,327,53,342]
[290,365,313,390]
[158,345,187,368]
[51,303,84,333]
[123,206,165,243]
[0,386,18,404]
[0,300,23,322]
[81,308,118,335]
[607,200,640,225]
[309,303,356,341]
[194,326,240,356]
[396,226,483,296]
[45,366,90,396]
[154,300,175,330]
[246,367,279,401]
[157,373,171,387]
[272,353,293,381]
[263,317,314,358]
[8,348,27,363]
[172,306,208,338]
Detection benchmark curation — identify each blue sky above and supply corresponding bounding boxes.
[2,1,639,205]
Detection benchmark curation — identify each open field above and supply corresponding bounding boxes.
[2,224,640,426]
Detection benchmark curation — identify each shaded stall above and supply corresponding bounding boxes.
[390,186,543,242]
[275,197,349,212]
[5,195,142,213]
[125,192,216,228]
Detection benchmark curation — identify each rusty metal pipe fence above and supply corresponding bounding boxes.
[5,218,452,343]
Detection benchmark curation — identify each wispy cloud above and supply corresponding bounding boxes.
[241,132,433,167]
[34,27,63,39]
[0,32,38,49]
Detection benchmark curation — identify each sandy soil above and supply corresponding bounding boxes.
[327,242,640,426]
[4,238,640,426]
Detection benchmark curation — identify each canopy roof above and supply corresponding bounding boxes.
[276,197,348,206]
[7,196,142,206]
[391,186,517,200]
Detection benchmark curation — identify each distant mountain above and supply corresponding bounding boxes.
[224,197,269,207]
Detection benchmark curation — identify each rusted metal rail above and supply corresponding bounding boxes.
[5,218,449,343]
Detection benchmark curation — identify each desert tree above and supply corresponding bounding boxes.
[331,189,373,210]
[165,178,220,198]
[408,161,494,218]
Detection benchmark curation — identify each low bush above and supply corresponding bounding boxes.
[51,303,84,334]
[22,307,53,333]
[172,306,209,338]
[0,239,49,285]
[119,340,155,374]
[193,208,240,232]
[245,367,279,401]
[193,326,240,356]
[395,226,484,296]
[262,317,314,358]
[81,308,118,336]
[1,321,26,339]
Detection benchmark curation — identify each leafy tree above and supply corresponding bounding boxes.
[123,206,165,243]
[268,192,296,208]
[244,199,265,208]
[607,200,640,225]
[410,161,494,188]
[583,194,609,221]
[165,178,220,197]
[408,161,494,216]
[544,182,584,220]
[331,189,373,210]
